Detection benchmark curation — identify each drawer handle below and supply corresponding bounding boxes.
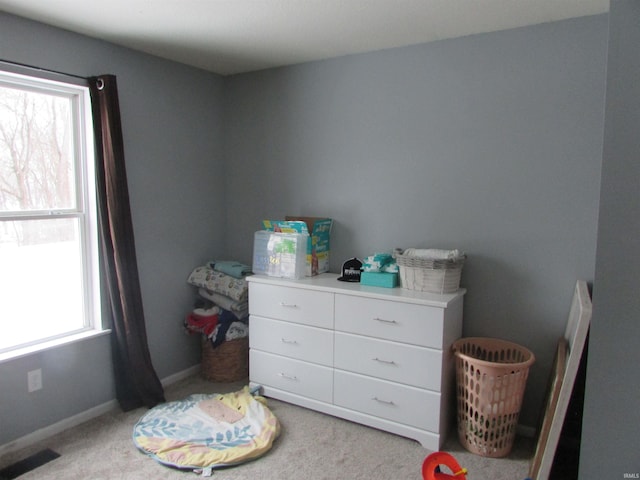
[372,397,395,405]
[373,317,397,324]
[278,372,298,381]
[372,357,396,365]
[279,302,298,308]
[281,337,299,345]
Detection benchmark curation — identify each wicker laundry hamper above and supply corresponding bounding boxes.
[201,336,249,382]
[395,250,465,294]
[452,337,535,457]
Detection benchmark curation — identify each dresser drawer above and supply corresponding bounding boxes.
[335,294,444,348]
[249,283,333,328]
[334,371,440,432]
[334,332,442,390]
[250,350,333,403]
[250,316,333,366]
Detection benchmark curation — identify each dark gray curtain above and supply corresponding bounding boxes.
[89,75,165,411]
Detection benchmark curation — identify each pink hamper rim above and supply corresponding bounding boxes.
[452,336,535,370]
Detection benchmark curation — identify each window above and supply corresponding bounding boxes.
[0,67,103,359]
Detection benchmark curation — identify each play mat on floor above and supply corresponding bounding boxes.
[133,386,280,471]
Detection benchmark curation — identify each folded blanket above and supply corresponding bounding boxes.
[187,266,248,302]
[401,248,462,261]
[198,288,249,320]
[226,321,249,341]
[208,260,252,279]
[209,309,248,348]
[184,307,220,337]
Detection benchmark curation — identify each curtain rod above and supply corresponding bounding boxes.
[0,58,90,86]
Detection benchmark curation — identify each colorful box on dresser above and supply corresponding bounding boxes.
[261,217,332,276]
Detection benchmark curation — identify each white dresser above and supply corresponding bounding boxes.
[247,273,465,450]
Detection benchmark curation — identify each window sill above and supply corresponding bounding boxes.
[0,329,111,364]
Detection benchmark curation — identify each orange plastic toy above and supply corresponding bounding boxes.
[422,452,468,480]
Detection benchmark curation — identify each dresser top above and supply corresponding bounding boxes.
[247,273,465,308]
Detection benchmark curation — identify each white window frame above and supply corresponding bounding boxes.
[0,66,106,362]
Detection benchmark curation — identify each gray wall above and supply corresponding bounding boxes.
[580,1,640,477]
[223,15,608,428]
[1,9,625,468]
[0,13,225,444]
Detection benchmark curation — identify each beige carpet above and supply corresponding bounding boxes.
[0,374,534,479]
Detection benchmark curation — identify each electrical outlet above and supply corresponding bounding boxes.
[28,369,42,392]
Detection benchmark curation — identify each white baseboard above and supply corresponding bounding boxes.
[160,364,200,387]
[1,362,536,458]
[0,364,200,458]
[0,399,119,458]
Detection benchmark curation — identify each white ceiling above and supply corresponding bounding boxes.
[0,0,608,76]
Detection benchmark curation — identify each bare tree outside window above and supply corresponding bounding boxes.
[0,72,101,355]
[0,86,76,243]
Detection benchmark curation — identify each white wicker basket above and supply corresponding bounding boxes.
[394,249,465,294]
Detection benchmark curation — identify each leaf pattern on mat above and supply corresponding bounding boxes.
[135,418,180,438]
[206,425,254,450]
[132,389,279,469]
